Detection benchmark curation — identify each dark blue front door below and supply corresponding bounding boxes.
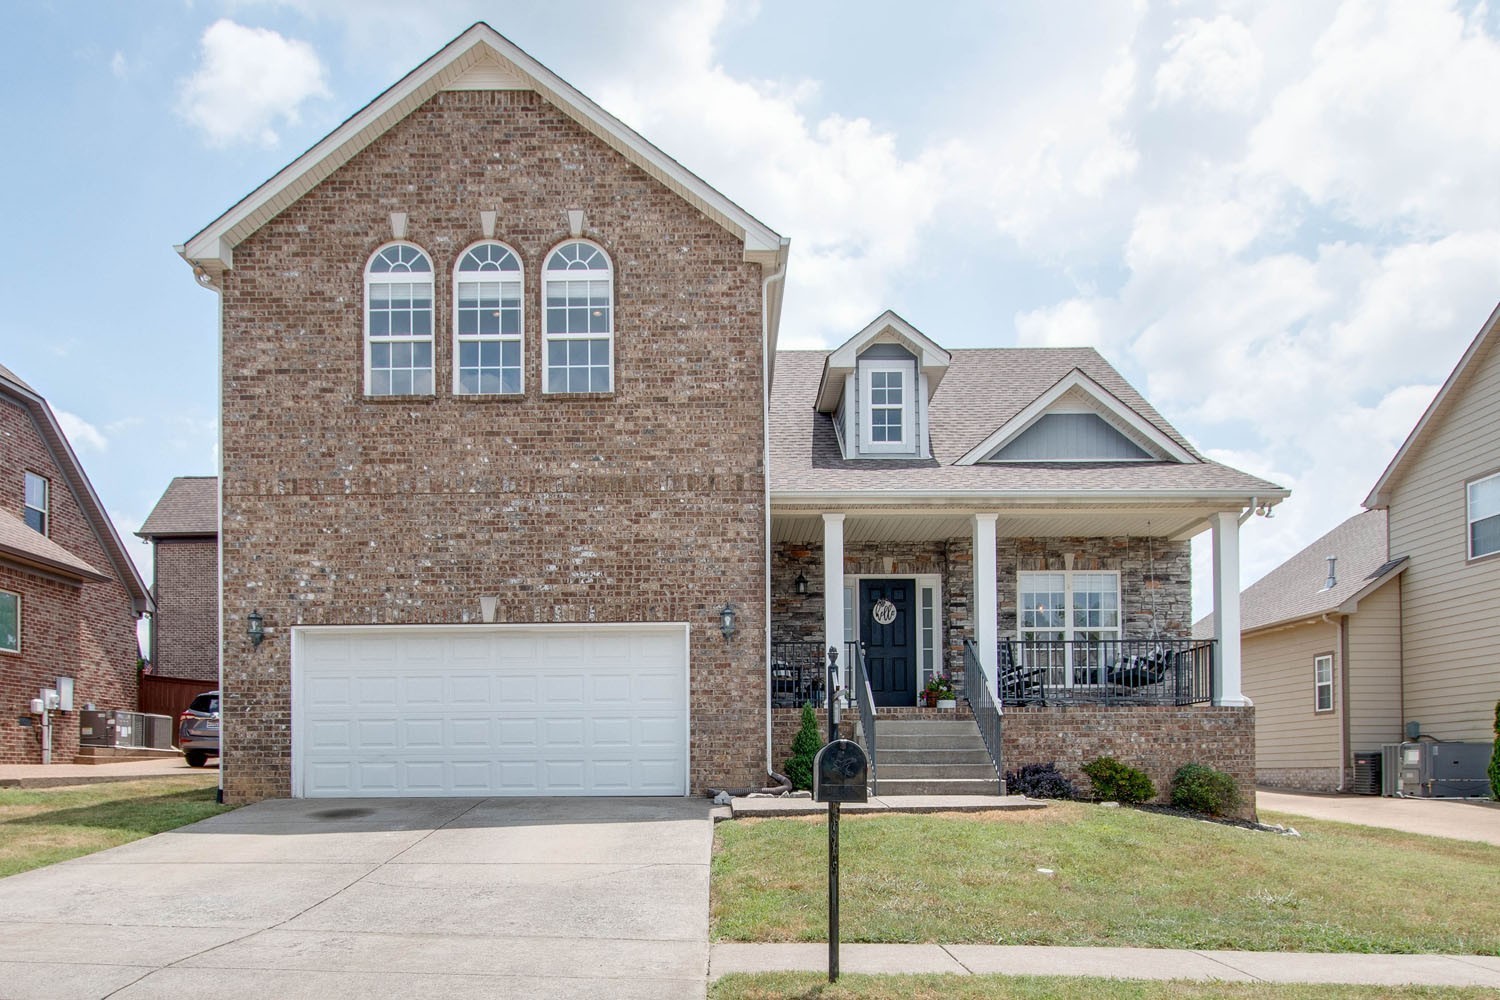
[860,578,916,707]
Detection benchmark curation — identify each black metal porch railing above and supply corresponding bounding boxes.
[999,638,1216,706]
[771,641,826,708]
[848,642,878,795]
[962,639,1005,794]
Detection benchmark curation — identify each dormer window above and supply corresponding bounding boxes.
[814,311,951,461]
[862,365,911,452]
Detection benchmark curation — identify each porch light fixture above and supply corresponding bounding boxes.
[719,603,737,640]
[794,571,807,596]
[247,609,265,648]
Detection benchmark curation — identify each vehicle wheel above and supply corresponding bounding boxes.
[185,751,208,768]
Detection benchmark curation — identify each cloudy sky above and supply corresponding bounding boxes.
[4,0,1499,623]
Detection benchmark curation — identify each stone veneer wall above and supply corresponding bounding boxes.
[1003,705,1257,820]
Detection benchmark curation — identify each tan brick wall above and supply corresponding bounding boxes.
[151,537,218,682]
[216,90,768,802]
[0,398,139,763]
[1003,705,1257,819]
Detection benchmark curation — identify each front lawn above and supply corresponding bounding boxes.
[710,974,1499,1000]
[0,775,232,878]
[711,803,1500,953]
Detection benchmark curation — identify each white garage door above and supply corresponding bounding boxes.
[292,624,689,797]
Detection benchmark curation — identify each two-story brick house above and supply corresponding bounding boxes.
[180,24,1283,805]
[138,476,220,684]
[1,363,150,764]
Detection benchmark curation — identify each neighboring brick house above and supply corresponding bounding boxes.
[0,363,150,764]
[179,24,1283,806]
[137,477,219,683]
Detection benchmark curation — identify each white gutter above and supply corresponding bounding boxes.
[1238,497,1259,526]
[760,239,790,778]
[771,489,1289,505]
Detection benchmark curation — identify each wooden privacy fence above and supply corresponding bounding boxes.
[139,675,216,745]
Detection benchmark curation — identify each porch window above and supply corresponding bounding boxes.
[920,583,937,689]
[1468,472,1500,559]
[1017,570,1120,684]
[1313,654,1333,712]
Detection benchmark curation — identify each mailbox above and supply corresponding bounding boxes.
[813,739,869,803]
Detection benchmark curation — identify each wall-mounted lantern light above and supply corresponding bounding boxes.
[247,609,265,648]
[719,603,736,641]
[794,571,808,596]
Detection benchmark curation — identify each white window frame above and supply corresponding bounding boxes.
[364,242,435,397]
[452,241,524,396]
[859,363,913,454]
[0,589,18,654]
[542,240,614,394]
[1467,471,1500,560]
[1016,570,1122,686]
[23,472,48,536]
[1313,653,1334,713]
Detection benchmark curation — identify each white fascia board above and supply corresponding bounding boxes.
[770,488,1286,505]
[816,310,951,413]
[179,23,782,273]
[1365,301,1500,509]
[1336,558,1409,616]
[955,369,1197,466]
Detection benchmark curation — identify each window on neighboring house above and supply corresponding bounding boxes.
[0,590,18,653]
[543,241,613,393]
[365,243,434,396]
[23,472,47,535]
[1468,472,1500,559]
[1314,654,1334,712]
[454,242,523,395]
[1017,570,1121,685]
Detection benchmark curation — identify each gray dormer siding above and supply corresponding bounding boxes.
[989,413,1152,462]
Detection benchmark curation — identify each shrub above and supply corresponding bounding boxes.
[1004,762,1076,800]
[784,702,823,791]
[1171,762,1242,816]
[1081,755,1156,803]
[1489,701,1500,801]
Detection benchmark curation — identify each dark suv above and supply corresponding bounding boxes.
[178,691,220,768]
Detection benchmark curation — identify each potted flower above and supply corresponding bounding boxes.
[924,672,957,709]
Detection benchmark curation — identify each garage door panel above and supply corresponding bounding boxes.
[296,625,687,797]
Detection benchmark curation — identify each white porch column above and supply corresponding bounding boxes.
[1211,510,1249,706]
[972,513,998,694]
[822,514,845,670]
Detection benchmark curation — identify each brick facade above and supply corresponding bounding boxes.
[0,397,140,764]
[1256,767,1341,793]
[150,537,218,682]
[217,90,768,802]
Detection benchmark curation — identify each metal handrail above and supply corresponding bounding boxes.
[962,639,1004,794]
[1000,638,1216,706]
[770,640,826,708]
[848,643,879,796]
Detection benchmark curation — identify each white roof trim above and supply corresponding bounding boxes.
[815,310,951,412]
[955,369,1197,466]
[179,22,783,280]
[1365,301,1500,508]
[1336,557,1408,616]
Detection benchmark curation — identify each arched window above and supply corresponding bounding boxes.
[365,243,433,396]
[454,242,523,395]
[542,241,613,393]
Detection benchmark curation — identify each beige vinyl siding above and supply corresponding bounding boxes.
[1242,620,1342,771]
[1344,578,1404,753]
[1387,338,1500,743]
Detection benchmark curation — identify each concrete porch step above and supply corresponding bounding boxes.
[72,747,181,764]
[877,733,989,751]
[877,748,993,765]
[876,777,1003,796]
[878,762,999,781]
[878,719,984,736]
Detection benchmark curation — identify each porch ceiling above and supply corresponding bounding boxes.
[771,505,1219,544]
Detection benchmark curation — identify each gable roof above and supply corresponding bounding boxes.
[771,347,1286,500]
[178,22,787,279]
[0,365,150,608]
[815,311,952,412]
[1196,509,1404,637]
[1365,301,1500,508]
[138,477,219,538]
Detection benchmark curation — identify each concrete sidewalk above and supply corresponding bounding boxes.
[1258,789,1500,847]
[710,943,1500,987]
[0,757,211,788]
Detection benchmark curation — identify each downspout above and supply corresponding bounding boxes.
[1339,614,1351,792]
[1237,497,1260,526]
[761,241,789,782]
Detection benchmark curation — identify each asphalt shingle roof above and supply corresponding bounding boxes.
[138,477,219,537]
[0,511,107,581]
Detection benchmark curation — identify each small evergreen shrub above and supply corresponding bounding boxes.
[1171,762,1242,816]
[1488,701,1500,802]
[1081,755,1155,803]
[784,702,823,791]
[1004,762,1076,800]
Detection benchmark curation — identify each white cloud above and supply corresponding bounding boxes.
[176,19,329,147]
[1154,15,1264,113]
[110,51,128,80]
[1014,298,1111,349]
[55,410,107,452]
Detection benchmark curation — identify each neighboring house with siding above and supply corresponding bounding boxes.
[0,363,150,764]
[137,476,219,683]
[176,23,1286,806]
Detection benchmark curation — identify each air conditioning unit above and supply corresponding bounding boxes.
[1380,743,1402,796]
[1350,752,1381,795]
[1396,741,1493,798]
[78,710,174,751]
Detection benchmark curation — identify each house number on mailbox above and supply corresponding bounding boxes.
[871,599,897,625]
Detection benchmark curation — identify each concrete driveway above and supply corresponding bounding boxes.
[1259,789,1500,846]
[0,797,713,1000]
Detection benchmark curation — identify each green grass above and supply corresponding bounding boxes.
[0,776,233,878]
[710,974,1499,1000]
[711,803,1500,953]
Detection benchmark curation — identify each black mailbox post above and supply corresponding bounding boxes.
[813,737,868,982]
